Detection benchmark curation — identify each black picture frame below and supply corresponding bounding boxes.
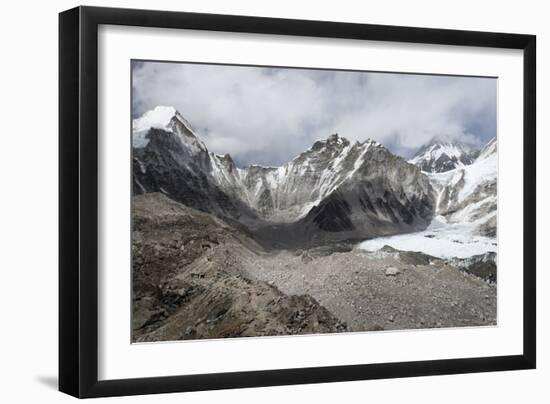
[59,6,536,398]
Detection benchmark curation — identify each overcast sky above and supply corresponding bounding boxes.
[132,61,496,167]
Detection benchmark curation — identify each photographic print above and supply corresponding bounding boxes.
[131,61,497,343]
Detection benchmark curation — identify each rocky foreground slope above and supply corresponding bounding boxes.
[133,193,495,341]
[132,193,346,342]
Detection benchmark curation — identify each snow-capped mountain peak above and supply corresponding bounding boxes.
[409,136,477,173]
[132,105,178,133]
[132,106,206,153]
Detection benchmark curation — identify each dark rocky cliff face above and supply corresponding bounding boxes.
[133,128,260,225]
[254,145,435,248]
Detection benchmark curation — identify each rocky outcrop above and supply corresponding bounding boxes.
[449,252,497,283]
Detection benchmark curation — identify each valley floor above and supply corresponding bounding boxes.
[132,193,496,342]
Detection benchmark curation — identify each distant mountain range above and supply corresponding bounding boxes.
[409,137,479,173]
[132,106,496,248]
[132,106,437,248]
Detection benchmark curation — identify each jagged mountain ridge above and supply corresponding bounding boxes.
[214,134,392,223]
[409,136,479,173]
[428,137,497,237]
[133,106,436,248]
[133,124,260,226]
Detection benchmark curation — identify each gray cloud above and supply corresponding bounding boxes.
[132,61,496,166]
